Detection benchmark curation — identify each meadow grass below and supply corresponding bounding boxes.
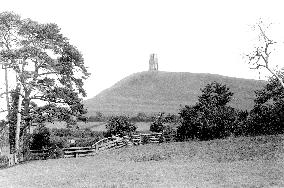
[1,135,284,187]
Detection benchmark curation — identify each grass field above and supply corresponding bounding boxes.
[1,135,284,187]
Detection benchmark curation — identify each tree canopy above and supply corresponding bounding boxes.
[0,12,89,152]
[0,11,89,122]
[177,82,237,140]
[247,77,284,135]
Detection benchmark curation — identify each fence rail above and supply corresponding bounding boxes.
[30,149,50,160]
[63,146,94,158]
[1,133,176,162]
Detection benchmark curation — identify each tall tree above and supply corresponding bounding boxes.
[0,12,90,161]
[246,20,284,88]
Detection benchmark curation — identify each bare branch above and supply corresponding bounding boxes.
[37,71,58,76]
[30,96,66,104]
[0,109,8,113]
[258,24,271,42]
[245,21,284,89]
[249,64,266,70]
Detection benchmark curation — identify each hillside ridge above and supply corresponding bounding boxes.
[84,71,265,116]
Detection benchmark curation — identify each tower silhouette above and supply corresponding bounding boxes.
[149,53,158,71]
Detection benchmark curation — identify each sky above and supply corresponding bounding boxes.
[0,0,284,117]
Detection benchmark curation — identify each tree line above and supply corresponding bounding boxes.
[103,78,284,141]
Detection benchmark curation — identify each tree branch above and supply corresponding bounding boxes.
[0,109,8,113]
[30,96,66,104]
[37,71,58,76]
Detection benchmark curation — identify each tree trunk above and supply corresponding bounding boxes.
[14,83,23,164]
[4,65,10,117]
[267,67,284,89]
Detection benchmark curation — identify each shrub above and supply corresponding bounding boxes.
[106,116,136,137]
[30,126,51,150]
[50,136,69,148]
[177,82,238,141]
[150,113,165,133]
[75,137,104,147]
[0,155,8,168]
[245,77,284,136]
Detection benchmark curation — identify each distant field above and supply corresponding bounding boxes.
[1,135,284,187]
[44,121,151,132]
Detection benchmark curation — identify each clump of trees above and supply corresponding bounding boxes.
[176,78,284,141]
[87,112,157,122]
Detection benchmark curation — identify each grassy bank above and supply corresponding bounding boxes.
[1,135,284,187]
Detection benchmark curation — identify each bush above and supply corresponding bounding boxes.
[0,155,8,168]
[150,113,165,133]
[245,77,284,136]
[177,82,238,141]
[50,136,69,148]
[75,137,104,147]
[106,116,137,137]
[30,126,51,150]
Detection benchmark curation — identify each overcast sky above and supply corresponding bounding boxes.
[0,0,284,105]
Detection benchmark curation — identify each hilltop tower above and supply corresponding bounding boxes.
[149,53,158,71]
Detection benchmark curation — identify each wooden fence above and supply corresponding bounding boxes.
[63,146,94,158]
[131,133,163,145]
[29,149,50,160]
[3,133,176,160]
[62,133,174,158]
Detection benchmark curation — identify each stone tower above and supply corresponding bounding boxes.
[149,53,158,71]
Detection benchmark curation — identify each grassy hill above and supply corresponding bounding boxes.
[1,135,284,187]
[84,71,265,116]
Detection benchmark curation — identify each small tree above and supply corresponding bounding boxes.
[105,116,136,137]
[177,82,237,140]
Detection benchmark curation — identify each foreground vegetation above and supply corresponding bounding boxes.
[1,134,284,187]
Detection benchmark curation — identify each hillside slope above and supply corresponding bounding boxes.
[84,71,265,115]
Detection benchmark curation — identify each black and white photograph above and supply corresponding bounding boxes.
[0,0,284,187]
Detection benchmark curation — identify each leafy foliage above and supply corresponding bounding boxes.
[198,81,233,107]
[150,113,166,132]
[177,82,238,141]
[105,116,136,137]
[0,11,89,127]
[0,12,89,155]
[150,113,179,133]
[30,126,51,150]
[247,77,284,136]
